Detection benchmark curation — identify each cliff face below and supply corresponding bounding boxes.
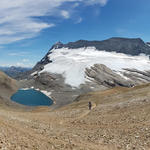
[52,37,150,55]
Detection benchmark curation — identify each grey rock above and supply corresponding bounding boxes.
[123,69,150,83]
[52,37,150,55]
[85,64,133,87]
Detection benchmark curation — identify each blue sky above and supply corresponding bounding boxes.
[0,0,150,67]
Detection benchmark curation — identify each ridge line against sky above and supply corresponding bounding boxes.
[0,0,150,67]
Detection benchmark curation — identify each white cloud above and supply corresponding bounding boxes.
[116,28,128,35]
[8,52,30,56]
[0,0,108,44]
[61,10,70,19]
[85,0,108,6]
[73,3,80,8]
[15,62,33,67]
[75,17,83,24]
[0,62,33,67]
[23,59,29,62]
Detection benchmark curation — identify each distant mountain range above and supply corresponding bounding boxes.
[0,66,31,79]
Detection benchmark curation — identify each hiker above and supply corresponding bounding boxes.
[88,101,92,110]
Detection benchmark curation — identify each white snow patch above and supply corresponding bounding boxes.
[147,44,150,47]
[90,87,95,89]
[20,88,29,90]
[20,87,52,100]
[116,71,130,80]
[40,90,51,97]
[31,71,38,76]
[41,47,150,87]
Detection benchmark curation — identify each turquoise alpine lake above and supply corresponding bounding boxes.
[11,89,53,106]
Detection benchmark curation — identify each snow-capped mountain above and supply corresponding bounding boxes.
[40,47,150,87]
[51,37,150,55]
[32,37,150,87]
[146,42,150,47]
[33,37,150,71]
[22,37,150,107]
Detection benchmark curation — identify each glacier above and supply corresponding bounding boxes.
[41,47,150,87]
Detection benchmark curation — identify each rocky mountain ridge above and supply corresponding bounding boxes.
[19,37,150,107]
[32,37,150,73]
[52,37,150,55]
[0,66,31,79]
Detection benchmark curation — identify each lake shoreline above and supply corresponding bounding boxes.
[11,88,53,106]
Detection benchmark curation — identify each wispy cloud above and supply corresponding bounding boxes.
[116,28,128,35]
[75,17,83,24]
[22,59,29,62]
[8,51,30,56]
[85,0,108,6]
[61,10,70,19]
[0,0,108,44]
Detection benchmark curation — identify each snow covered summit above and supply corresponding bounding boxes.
[40,46,150,87]
[23,37,150,106]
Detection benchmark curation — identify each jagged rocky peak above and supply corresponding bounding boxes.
[28,37,150,79]
[30,41,63,73]
[146,42,150,46]
[49,37,150,56]
[51,41,64,49]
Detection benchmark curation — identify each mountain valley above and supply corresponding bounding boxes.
[1,37,150,149]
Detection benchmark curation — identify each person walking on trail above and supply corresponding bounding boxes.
[88,101,92,110]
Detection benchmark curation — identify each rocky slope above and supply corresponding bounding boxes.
[0,71,28,109]
[0,71,17,105]
[1,83,150,149]
[86,64,150,87]
[1,37,150,149]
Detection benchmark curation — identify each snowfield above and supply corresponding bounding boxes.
[41,47,150,87]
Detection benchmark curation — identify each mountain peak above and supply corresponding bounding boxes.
[50,37,150,55]
[51,41,64,49]
[31,37,150,78]
[55,41,63,45]
[108,37,144,43]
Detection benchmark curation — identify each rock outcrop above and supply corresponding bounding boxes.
[85,64,133,87]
